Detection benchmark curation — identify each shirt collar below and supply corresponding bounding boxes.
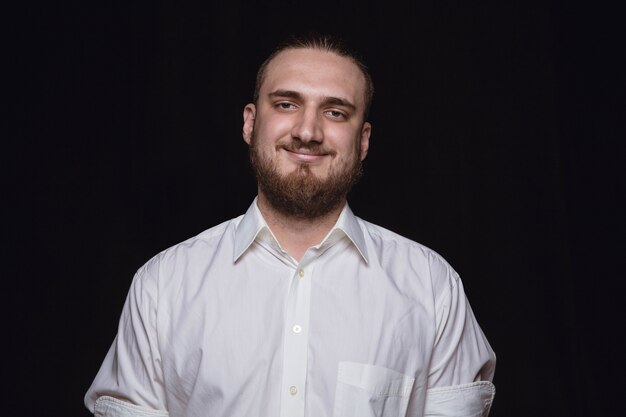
[233,198,369,263]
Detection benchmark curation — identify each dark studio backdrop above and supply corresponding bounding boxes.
[5,1,624,416]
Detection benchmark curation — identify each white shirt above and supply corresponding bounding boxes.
[85,199,496,417]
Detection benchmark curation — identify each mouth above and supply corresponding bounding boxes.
[282,146,332,163]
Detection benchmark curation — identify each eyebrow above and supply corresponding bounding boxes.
[268,89,357,112]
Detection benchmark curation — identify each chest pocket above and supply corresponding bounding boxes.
[332,362,415,417]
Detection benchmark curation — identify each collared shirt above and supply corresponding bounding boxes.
[85,199,496,417]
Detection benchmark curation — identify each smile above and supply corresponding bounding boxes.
[284,148,329,163]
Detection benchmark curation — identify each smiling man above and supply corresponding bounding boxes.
[85,35,496,417]
[243,46,371,260]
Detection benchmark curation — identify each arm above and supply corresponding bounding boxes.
[85,260,168,416]
[423,257,496,416]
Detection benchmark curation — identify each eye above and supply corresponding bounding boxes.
[325,109,347,120]
[276,102,297,111]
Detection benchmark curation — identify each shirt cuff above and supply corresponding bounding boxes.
[424,381,495,417]
[94,396,169,417]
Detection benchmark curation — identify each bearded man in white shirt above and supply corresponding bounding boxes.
[85,34,496,417]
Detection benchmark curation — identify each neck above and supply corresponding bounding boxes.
[257,192,345,262]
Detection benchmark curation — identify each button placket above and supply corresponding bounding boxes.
[279,262,315,417]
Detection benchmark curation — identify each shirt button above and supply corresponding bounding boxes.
[292,325,302,334]
[298,269,305,278]
[289,386,298,395]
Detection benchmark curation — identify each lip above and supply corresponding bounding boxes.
[284,149,328,163]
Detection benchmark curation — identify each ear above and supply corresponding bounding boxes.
[359,122,372,161]
[242,104,256,145]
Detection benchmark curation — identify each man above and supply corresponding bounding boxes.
[85,34,496,417]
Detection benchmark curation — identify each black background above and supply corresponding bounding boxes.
[5,1,625,416]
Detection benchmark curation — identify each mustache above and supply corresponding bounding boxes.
[277,139,337,156]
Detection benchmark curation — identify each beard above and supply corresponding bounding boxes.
[249,135,363,220]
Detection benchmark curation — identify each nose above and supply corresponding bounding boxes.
[291,108,323,143]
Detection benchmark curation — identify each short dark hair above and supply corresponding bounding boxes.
[253,34,374,119]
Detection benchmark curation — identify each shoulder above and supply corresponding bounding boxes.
[357,217,460,294]
[136,215,243,283]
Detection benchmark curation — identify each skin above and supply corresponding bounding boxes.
[242,48,372,260]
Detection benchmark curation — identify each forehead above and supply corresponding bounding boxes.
[261,48,367,107]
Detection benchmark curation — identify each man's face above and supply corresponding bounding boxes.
[242,48,371,219]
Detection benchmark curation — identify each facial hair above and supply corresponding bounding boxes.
[249,135,363,220]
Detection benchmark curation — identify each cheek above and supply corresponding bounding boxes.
[332,131,362,159]
[257,121,292,148]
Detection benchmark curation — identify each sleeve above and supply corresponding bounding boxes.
[423,256,496,416]
[84,260,168,416]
